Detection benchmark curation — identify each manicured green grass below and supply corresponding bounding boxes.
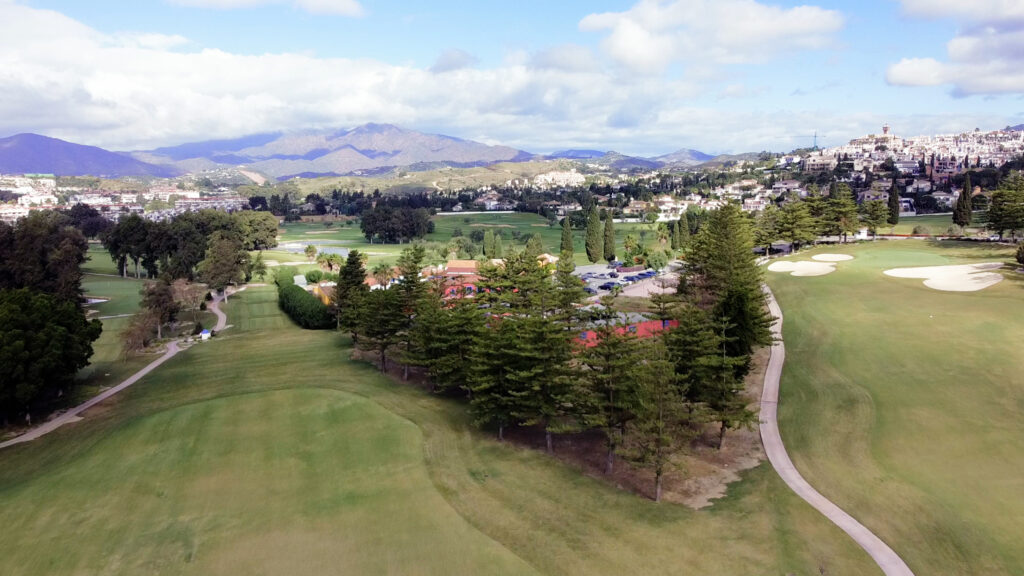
[0,286,879,575]
[889,211,988,235]
[768,240,1024,575]
[83,244,121,276]
[277,213,660,267]
[83,275,146,316]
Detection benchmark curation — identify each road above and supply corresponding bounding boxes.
[760,286,915,576]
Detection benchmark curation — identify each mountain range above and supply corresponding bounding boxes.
[0,124,719,179]
[0,133,180,178]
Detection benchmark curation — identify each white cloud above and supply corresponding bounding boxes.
[0,1,1014,157]
[887,4,1024,95]
[170,0,364,17]
[430,49,477,74]
[898,0,1024,22]
[579,0,843,74]
[529,45,599,73]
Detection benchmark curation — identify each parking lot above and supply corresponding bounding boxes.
[573,262,663,296]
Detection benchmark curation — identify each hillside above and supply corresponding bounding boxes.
[0,133,180,178]
[135,123,533,179]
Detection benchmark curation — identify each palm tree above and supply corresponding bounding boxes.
[372,262,393,288]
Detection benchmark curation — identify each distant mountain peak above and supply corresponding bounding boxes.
[136,123,532,179]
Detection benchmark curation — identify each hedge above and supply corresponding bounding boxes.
[274,267,333,329]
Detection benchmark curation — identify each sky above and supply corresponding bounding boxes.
[2,0,1024,156]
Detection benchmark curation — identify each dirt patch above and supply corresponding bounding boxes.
[884,262,1004,292]
[767,260,836,277]
[468,223,514,228]
[238,170,266,185]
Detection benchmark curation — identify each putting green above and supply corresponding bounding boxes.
[770,240,1024,575]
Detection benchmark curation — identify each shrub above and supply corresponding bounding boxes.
[277,283,334,329]
[199,301,206,311]
[192,322,203,335]
[912,225,931,235]
[305,269,324,283]
[1016,244,1024,267]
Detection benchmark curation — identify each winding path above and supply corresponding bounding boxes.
[760,286,915,576]
[0,290,233,451]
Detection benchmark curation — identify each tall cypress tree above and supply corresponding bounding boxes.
[953,173,973,232]
[561,214,573,254]
[483,230,495,258]
[887,170,901,226]
[493,234,503,258]
[585,206,602,263]
[677,215,689,248]
[603,216,615,262]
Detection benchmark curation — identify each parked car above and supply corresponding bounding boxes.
[598,282,617,291]
[608,272,619,278]
[583,287,597,295]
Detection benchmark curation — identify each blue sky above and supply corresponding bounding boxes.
[4,0,1024,155]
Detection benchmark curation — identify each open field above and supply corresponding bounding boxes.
[0,286,878,575]
[276,212,658,267]
[889,211,988,236]
[768,240,1024,575]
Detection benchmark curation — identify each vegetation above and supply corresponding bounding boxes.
[0,286,878,575]
[273,267,333,329]
[0,211,101,425]
[770,241,1024,575]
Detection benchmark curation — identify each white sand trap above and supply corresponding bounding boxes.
[767,261,837,277]
[812,254,855,262]
[883,263,1004,292]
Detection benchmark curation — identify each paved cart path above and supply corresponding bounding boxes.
[760,286,914,576]
[0,291,233,450]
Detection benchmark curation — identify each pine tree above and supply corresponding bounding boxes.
[825,194,859,243]
[887,171,901,226]
[686,204,771,365]
[953,172,973,232]
[585,206,602,263]
[575,314,641,475]
[778,200,817,251]
[410,286,481,395]
[336,250,369,338]
[621,338,689,502]
[394,244,427,380]
[524,234,544,259]
[355,287,406,372]
[561,215,573,254]
[603,215,616,262]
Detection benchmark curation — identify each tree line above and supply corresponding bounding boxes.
[101,209,278,280]
[308,203,770,501]
[0,211,102,425]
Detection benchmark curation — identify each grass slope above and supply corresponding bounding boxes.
[0,287,879,575]
[769,240,1024,575]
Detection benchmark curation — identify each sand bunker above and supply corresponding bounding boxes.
[883,263,1004,292]
[812,254,854,262]
[767,261,836,277]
